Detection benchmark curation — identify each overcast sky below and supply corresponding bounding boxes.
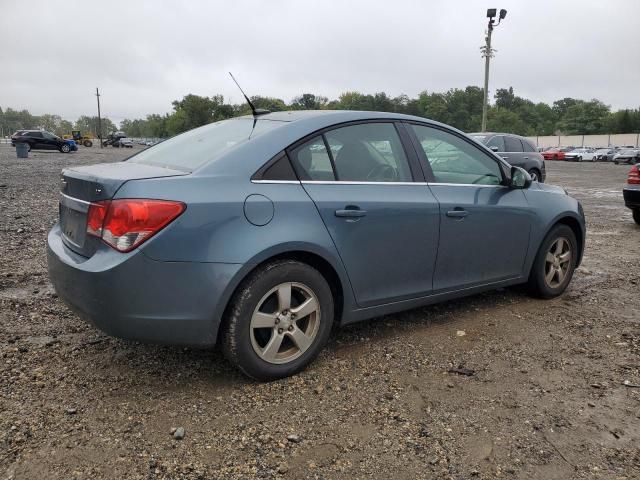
[2,0,639,123]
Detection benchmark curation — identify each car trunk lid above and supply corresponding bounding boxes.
[59,162,188,257]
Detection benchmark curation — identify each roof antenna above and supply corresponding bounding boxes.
[228,72,270,117]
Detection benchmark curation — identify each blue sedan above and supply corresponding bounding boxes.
[47,111,585,380]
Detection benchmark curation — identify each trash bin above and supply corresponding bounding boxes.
[16,143,29,158]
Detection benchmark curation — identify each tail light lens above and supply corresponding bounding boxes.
[628,165,640,185]
[86,199,185,252]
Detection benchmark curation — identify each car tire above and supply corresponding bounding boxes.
[633,209,640,225]
[221,260,334,381]
[527,224,578,299]
[60,144,71,153]
[528,168,541,182]
[577,156,582,162]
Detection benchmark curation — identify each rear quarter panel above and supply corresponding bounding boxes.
[114,175,357,323]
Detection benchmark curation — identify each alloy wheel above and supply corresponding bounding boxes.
[544,237,572,288]
[250,282,321,364]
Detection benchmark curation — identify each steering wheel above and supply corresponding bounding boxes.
[366,164,398,182]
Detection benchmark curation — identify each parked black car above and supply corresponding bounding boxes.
[11,130,76,153]
[469,132,546,182]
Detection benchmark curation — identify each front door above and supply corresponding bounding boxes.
[408,123,532,292]
[288,122,440,308]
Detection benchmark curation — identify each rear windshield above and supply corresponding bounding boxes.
[128,118,284,171]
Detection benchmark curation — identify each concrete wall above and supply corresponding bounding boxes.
[527,133,640,148]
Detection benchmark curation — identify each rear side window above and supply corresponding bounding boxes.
[486,136,505,152]
[504,136,523,152]
[129,118,284,171]
[324,123,412,182]
[522,140,537,152]
[290,136,335,181]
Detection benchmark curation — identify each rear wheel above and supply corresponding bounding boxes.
[222,260,334,381]
[83,140,93,147]
[528,224,577,299]
[633,209,640,225]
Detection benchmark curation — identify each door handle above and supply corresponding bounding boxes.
[501,156,509,160]
[446,209,469,219]
[523,156,529,160]
[335,207,367,218]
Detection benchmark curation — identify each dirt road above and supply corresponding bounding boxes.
[1,145,638,479]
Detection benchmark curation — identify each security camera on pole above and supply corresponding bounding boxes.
[481,8,507,132]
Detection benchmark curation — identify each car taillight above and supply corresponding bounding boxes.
[86,199,185,252]
[628,165,640,185]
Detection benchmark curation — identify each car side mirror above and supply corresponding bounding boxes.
[490,146,499,152]
[510,166,532,189]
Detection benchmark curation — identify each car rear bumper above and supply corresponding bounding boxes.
[47,223,243,346]
[623,186,640,209]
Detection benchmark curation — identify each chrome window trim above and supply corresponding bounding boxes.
[250,179,301,184]
[250,179,506,188]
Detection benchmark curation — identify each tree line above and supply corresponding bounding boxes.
[3,86,639,139]
[0,107,117,139]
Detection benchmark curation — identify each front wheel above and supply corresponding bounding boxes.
[528,168,541,182]
[633,209,640,225]
[528,224,577,299]
[221,260,334,381]
[60,144,71,153]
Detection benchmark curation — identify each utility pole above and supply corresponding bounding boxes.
[481,8,507,132]
[96,87,103,148]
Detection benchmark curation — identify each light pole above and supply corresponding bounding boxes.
[481,8,507,132]
[96,87,103,148]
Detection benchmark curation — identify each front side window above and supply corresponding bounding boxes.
[290,136,335,181]
[324,123,412,182]
[30,132,43,138]
[410,124,503,186]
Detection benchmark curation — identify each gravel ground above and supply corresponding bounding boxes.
[1,145,639,480]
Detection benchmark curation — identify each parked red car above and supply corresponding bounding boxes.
[542,148,566,161]
[623,163,640,225]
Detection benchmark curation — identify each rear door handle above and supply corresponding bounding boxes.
[523,156,529,160]
[446,209,469,218]
[335,207,367,218]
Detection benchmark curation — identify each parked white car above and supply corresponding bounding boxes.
[564,148,597,162]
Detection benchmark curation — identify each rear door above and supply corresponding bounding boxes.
[407,124,532,291]
[29,131,45,149]
[503,135,526,168]
[289,122,440,308]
